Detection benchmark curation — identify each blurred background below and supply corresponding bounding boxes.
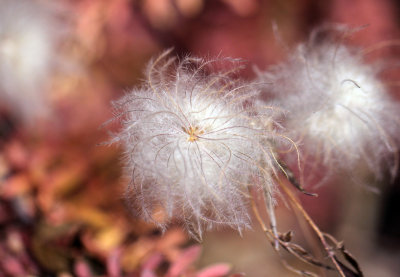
[0,0,400,276]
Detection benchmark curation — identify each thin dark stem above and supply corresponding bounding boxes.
[277,178,347,277]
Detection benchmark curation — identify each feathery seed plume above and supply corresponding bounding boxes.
[112,50,288,239]
[257,26,400,183]
[0,0,70,122]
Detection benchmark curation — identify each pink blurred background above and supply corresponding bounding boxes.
[1,0,400,276]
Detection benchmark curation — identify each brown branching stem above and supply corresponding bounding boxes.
[249,187,332,277]
[277,159,318,197]
[276,178,347,277]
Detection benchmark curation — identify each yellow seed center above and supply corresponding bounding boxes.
[183,126,204,142]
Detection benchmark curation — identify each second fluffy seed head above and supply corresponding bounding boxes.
[257,27,400,182]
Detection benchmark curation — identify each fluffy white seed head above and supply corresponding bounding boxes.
[257,27,400,182]
[112,51,285,239]
[0,0,68,122]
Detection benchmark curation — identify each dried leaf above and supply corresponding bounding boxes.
[142,253,164,271]
[1,174,31,198]
[323,233,363,277]
[335,258,362,277]
[290,243,332,269]
[166,245,201,277]
[1,256,26,276]
[196,263,232,277]
[107,248,122,277]
[339,244,363,277]
[94,226,125,253]
[74,260,93,277]
[122,238,156,272]
[279,230,293,242]
[141,268,157,277]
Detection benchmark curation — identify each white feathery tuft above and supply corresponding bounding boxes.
[0,0,70,122]
[112,50,287,239]
[257,27,400,183]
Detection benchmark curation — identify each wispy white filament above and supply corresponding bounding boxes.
[257,27,400,183]
[112,51,286,239]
